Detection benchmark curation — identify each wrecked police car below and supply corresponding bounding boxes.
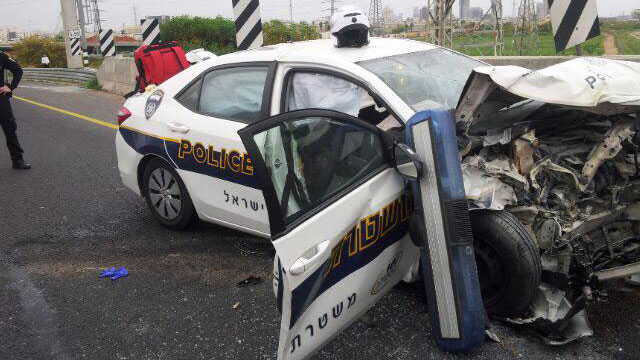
[116,34,640,354]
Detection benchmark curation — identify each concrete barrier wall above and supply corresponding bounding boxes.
[97,56,137,96]
[96,55,640,96]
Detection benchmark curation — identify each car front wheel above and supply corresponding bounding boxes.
[143,158,196,230]
[471,210,541,317]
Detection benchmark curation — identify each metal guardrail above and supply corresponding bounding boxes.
[20,68,97,84]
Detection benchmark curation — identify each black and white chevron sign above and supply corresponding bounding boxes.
[549,0,601,52]
[141,18,161,46]
[232,0,264,50]
[100,29,116,57]
[70,38,81,56]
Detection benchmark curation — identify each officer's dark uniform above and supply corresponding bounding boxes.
[0,51,29,169]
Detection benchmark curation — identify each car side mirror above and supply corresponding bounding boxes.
[393,143,422,181]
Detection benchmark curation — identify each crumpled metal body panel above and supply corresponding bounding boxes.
[455,57,640,345]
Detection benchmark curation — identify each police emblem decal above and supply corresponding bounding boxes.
[145,90,164,119]
[371,252,403,295]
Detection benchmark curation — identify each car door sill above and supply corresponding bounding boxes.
[198,213,271,239]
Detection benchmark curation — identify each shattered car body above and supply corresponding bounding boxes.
[116,33,640,353]
[456,57,640,343]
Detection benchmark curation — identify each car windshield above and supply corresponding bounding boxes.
[358,48,485,112]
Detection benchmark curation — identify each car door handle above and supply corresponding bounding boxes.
[289,240,331,276]
[167,122,190,133]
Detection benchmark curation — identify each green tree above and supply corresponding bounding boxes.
[263,20,319,45]
[12,37,66,67]
[160,16,320,54]
[160,16,237,55]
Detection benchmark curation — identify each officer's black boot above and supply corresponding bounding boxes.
[12,159,31,170]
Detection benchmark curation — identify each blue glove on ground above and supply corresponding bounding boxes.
[99,266,129,280]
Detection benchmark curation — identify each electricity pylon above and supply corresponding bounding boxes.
[426,0,455,48]
[369,0,384,36]
[513,0,540,55]
[453,0,504,56]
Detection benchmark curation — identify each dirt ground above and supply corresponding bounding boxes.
[603,32,620,55]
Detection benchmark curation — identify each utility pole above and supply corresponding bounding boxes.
[92,0,102,33]
[322,0,338,20]
[133,6,138,26]
[290,0,293,22]
[91,0,103,54]
[60,0,83,68]
[76,0,88,51]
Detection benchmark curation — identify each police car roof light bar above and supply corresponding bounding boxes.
[405,110,485,352]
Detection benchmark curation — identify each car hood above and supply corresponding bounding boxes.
[455,57,640,137]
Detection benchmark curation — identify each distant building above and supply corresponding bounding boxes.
[383,6,394,22]
[413,7,421,19]
[420,6,429,21]
[459,0,470,19]
[86,34,140,54]
[470,7,484,19]
[145,15,171,23]
[0,28,24,42]
[633,9,640,20]
[536,1,549,20]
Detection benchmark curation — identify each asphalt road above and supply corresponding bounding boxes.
[0,82,639,360]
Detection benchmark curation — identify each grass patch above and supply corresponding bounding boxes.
[451,32,604,56]
[83,77,102,90]
[88,58,103,70]
[614,32,640,55]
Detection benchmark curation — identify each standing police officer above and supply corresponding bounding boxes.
[0,51,30,170]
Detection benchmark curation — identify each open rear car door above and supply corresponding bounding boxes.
[238,109,420,359]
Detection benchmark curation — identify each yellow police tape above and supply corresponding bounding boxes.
[14,96,119,130]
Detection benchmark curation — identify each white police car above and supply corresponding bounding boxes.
[115,36,495,358]
[115,37,484,235]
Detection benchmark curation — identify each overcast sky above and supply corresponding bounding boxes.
[2,0,639,33]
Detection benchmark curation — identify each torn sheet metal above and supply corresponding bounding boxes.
[582,118,636,182]
[462,156,517,210]
[503,284,593,346]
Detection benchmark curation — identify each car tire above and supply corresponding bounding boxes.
[142,158,196,230]
[471,210,541,317]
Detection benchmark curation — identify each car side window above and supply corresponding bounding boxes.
[285,71,403,131]
[253,116,385,224]
[199,66,269,122]
[176,78,202,112]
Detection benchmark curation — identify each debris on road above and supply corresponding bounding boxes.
[237,275,262,288]
[627,274,640,286]
[99,266,129,280]
[485,330,501,343]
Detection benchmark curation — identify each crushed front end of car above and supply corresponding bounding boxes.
[456,57,640,344]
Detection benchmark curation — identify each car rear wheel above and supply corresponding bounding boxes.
[143,158,196,230]
[471,210,541,317]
